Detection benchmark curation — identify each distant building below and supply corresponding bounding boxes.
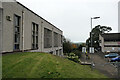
[0,1,63,56]
[99,33,120,53]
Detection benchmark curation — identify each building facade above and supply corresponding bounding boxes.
[0,1,63,56]
[99,33,120,53]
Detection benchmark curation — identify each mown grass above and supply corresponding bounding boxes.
[2,52,107,78]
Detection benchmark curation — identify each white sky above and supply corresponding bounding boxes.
[17,0,119,43]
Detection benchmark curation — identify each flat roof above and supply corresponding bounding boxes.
[16,1,63,32]
[101,33,120,41]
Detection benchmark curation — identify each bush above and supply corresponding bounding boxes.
[71,50,82,58]
[73,56,80,63]
[69,53,75,57]
[67,53,80,63]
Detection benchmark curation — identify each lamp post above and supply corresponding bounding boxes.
[90,17,100,53]
[90,17,100,71]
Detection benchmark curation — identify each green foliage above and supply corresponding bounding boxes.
[69,53,75,57]
[72,50,82,58]
[86,25,112,51]
[63,37,72,54]
[77,43,86,51]
[68,53,80,63]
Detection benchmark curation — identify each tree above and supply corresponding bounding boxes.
[86,25,112,51]
[77,43,86,51]
[99,26,112,34]
[63,37,72,54]
[72,44,77,49]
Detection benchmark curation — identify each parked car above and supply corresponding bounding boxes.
[105,51,110,54]
[104,53,119,58]
[110,56,120,62]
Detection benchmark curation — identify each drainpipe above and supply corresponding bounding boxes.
[22,10,24,52]
[41,21,43,52]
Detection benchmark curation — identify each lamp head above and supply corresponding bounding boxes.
[92,17,100,19]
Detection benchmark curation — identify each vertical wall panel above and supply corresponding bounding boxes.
[0,8,2,53]
[0,8,2,80]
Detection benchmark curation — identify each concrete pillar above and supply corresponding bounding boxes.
[0,9,2,53]
[0,8,2,80]
[41,21,44,52]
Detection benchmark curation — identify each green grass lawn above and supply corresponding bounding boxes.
[2,52,107,78]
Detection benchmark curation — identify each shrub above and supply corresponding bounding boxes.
[67,53,80,63]
[72,50,82,58]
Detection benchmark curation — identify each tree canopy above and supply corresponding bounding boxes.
[86,25,112,51]
[63,37,72,53]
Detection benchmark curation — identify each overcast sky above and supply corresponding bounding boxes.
[17,0,119,43]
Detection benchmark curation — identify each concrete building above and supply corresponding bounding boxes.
[0,1,63,56]
[99,33,120,53]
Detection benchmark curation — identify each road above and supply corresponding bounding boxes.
[81,53,118,78]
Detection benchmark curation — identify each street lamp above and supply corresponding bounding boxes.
[90,17,100,53]
[90,17,100,71]
[92,17,100,19]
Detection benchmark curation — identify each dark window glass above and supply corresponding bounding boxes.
[104,45,120,47]
[44,28,52,48]
[14,15,20,50]
[15,44,19,50]
[32,22,39,49]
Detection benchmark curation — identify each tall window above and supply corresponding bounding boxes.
[14,15,21,50]
[54,32,58,47]
[32,22,39,49]
[44,28,52,48]
[61,35,63,47]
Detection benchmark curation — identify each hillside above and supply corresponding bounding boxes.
[2,52,107,78]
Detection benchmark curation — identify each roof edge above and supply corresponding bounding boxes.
[16,1,63,32]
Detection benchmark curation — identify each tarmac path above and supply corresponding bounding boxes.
[81,53,118,78]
